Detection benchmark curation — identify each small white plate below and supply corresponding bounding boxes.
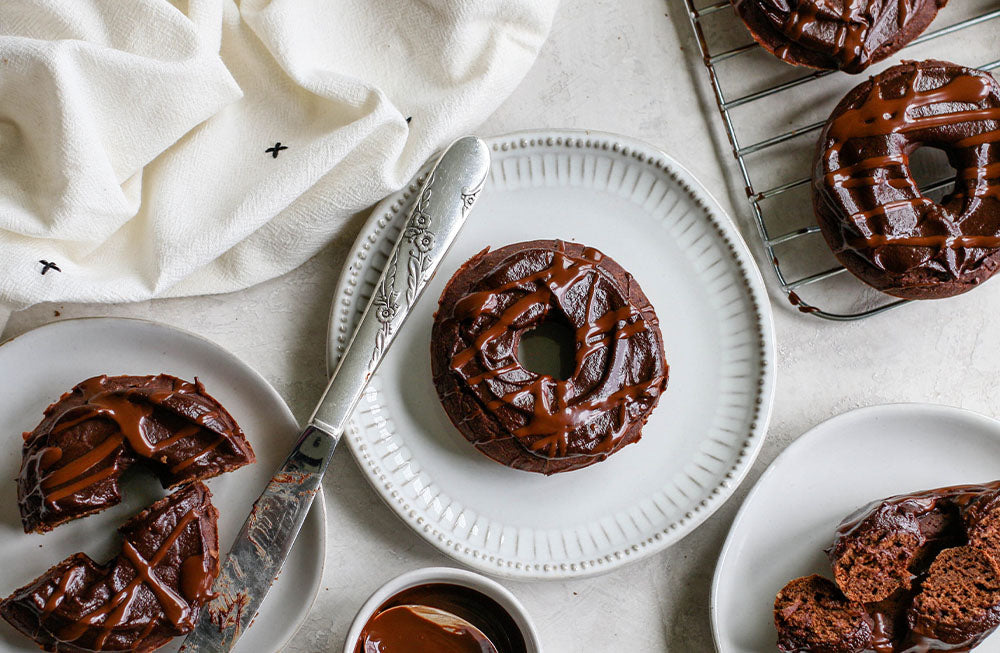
[712,403,1000,652]
[328,130,775,580]
[0,318,325,653]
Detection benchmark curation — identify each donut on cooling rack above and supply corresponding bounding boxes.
[731,0,949,74]
[812,59,1000,300]
[430,240,668,475]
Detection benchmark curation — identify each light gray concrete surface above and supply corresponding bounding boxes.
[5,1,1000,651]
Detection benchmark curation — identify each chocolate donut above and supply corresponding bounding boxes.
[829,481,1000,605]
[774,481,1000,651]
[430,240,668,475]
[732,0,948,73]
[18,374,255,533]
[813,60,1000,299]
[1,482,220,652]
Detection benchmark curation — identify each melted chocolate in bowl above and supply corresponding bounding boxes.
[732,0,949,73]
[355,583,527,653]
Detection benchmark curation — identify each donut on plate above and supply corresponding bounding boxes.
[732,0,948,74]
[812,60,1000,299]
[430,240,668,475]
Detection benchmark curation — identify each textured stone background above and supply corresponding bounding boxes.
[5,1,1000,650]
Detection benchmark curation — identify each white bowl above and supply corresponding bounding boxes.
[343,567,541,653]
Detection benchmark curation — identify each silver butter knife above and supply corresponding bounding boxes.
[181,136,491,652]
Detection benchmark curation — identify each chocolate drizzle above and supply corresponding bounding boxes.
[56,510,201,648]
[1,483,220,652]
[431,240,668,475]
[813,60,1000,299]
[733,0,947,73]
[17,374,255,533]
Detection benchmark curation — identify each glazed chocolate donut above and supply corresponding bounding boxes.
[813,60,1000,299]
[430,240,668,475]
[1,483,220,652]
[18,374,255,533]
[732,0,948,74]
[773,575,874,653]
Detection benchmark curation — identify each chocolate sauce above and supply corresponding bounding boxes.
[358,606,496,653]
[180,554,218,604]
[355,583,526,653]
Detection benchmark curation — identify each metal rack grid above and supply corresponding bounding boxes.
[682,1,1000,320]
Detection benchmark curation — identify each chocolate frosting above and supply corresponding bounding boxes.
[813,60,1000,299]
[0,482,220,652]
[430,240,668,475]
[18,374,255,533]
[732,0,948,73]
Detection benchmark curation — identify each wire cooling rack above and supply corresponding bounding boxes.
[682,1,1000,319]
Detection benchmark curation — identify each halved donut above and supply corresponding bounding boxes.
[430,240,668,474]
[18,375,255,533]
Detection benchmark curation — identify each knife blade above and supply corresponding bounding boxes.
[181,135,491,652]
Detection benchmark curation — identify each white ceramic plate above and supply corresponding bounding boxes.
[0,318,325,653]
[327,130,775,580]
[712,403,1000,652]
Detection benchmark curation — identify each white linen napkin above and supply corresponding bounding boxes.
[0,0,558,324]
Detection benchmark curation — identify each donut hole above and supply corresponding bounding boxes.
[517,319,576,380]
[908,145,956,200]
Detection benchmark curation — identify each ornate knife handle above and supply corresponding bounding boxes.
[181,137,490,653]
[309,136,491,436]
